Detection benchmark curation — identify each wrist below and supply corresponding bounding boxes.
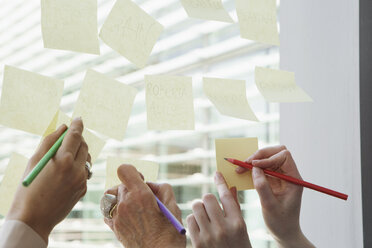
[275,229,315,248]
[149,232,186,248]
[7,212,52,244]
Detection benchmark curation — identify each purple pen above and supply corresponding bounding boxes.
[155,196,186,235]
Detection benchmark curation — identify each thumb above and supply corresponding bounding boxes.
[117,164,147,191]
[252,167,278,210]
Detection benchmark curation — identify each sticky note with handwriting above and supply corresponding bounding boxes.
[181,0,233,23]
[105,157,159,190]
[0,65,64,135]
[0,153,28,216]
[41,0,100,54]
[255,67,313,102]
[43,110,106,163]
[203,77,258,121]
[145,75,195,130]
[72,70,138,140]
[215,138,258,190]
[99,0,164,68]
[236,0,279,46]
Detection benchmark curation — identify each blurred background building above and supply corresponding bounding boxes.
[0,0,279,247]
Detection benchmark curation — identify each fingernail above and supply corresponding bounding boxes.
[252,160,259,166]
[73,116,82,121]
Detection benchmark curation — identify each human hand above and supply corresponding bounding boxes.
[187,172,252,248]
[236,145,315,248]
[104,164,186,248]
[6,118,91,244]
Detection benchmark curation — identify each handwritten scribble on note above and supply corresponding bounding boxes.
[255,67,313,102]
[72,70,138,140]
[145,75,195,130]
[41,0,100,54]
[236,0,279,46]
[99,0,164,68]
[181,0,233,23]
[203,77,258,121]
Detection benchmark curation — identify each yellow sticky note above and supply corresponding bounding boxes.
[145,75,195,130]
[203,77,259,121]
[255,67,313,102]
[43,111,60,137]
[215,138,258,190]
[180,0,233,23]
[0,153,29,217]
[43,110,105,163]
[236,0,279,46]
[99,0,164,68]
[0,65,64,135]
[105,157,159,190]
[82,129,106,164]
[72,70,138,141]
[41,0,100,54]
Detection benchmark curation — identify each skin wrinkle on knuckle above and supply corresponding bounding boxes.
[220,191,232,201]
[71,129,82,140]
[231,218,246,233]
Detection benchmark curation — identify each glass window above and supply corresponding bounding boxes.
[0,0,279,247]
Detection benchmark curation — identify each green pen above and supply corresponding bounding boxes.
[22,129,68,187]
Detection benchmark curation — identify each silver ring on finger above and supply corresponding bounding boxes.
[85,161,93,180]
[100,194,118,219]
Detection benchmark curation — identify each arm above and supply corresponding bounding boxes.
[187,172,252,248]
[5,118,91,245]
[103,164,186,248]
[236,145,315,248]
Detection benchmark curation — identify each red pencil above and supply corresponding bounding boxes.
[224,158,348,201]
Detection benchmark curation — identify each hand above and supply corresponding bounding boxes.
[104,164,186,248]
[187,172,252,248]
[236,145,315,248]
[6,118,91,244]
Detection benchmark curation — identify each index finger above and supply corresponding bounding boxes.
[59,117,84,157]
[236,145,287,174]
[214,172,241,218]
[247,145,287,162]
[117,164,148,191]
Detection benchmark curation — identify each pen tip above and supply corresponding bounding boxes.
[224,158,228,161]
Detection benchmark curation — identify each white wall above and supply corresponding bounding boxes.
[279,0,363,247]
